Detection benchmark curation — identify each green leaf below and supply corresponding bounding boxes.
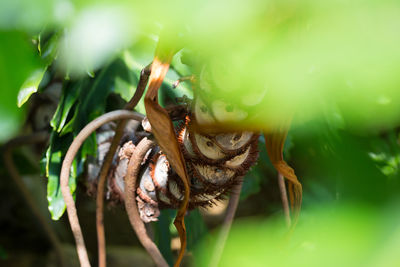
[45,132,76,220]
[50,80,86,132]
[120,50,149,114]
[0,0,54,31]
[60,58,134,135]
[41,32,60,65]
[113,70,140,102]
[46,57,141,218]
[195,204,394,267]
[368,130,400,178]
[171,50,193,77]
[16,32,60,108]
[0,31,41,142]
[186,209,208,251]
[154,209,175,266]
[36,34,41,54]
[17,68,47,107]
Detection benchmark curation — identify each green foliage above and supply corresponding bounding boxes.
[17,68,47,107]
[0,0,55,31]
[17,32,60,107]
[4,0,400,132]
[0,31,42,142]
[195,203,400,267]
[369,131,400,178]
[45,56,143,219]
[45,132,76,219]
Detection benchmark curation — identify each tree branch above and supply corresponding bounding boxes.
[96,64,151,267]
[124,138,169,267]
[60,110,145,267]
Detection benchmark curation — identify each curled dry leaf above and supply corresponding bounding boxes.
[144,56,191,267]
[263,119,302,225]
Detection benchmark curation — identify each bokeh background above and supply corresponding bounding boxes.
[1,0,400,266]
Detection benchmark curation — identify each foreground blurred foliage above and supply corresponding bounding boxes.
[196,121,400,266]
[2,0,400,135]
[196,203,400,267]
[0,31,41,142]
[1,0,400,266]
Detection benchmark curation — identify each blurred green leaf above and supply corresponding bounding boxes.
[170,50,193,78]
[0,0,54,31]
[368,131,400,178]
[114,55,141,102]
[57,6,136,77]
[0,31,41,142]
[3,0,400,134]
[17,32,60,107]
[17,68,47,107]
[195,203,400,267]
[41,32,60,65]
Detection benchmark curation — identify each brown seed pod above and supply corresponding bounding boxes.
[193,96,216,126]
[177,121,200,160]
[149,153,169,194]
[191,163,235,185]
[223,135,260,177]
[136,196,160,223]
[138,167,157,202]
[213,132,254,151]
[185,117,240,164]
[86,100,260,223]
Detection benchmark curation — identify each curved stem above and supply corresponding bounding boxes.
[3,132,66,267]
[96,64,151,267]
[278,172,291,227]
[124,138,169,267]
[96,121,127,267]
[60,110,145,267]
[209,181,243,267]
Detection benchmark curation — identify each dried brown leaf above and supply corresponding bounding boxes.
[144,57,190,267]
[263,120,302,223]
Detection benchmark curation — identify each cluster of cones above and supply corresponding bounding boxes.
[87,106,259,222]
